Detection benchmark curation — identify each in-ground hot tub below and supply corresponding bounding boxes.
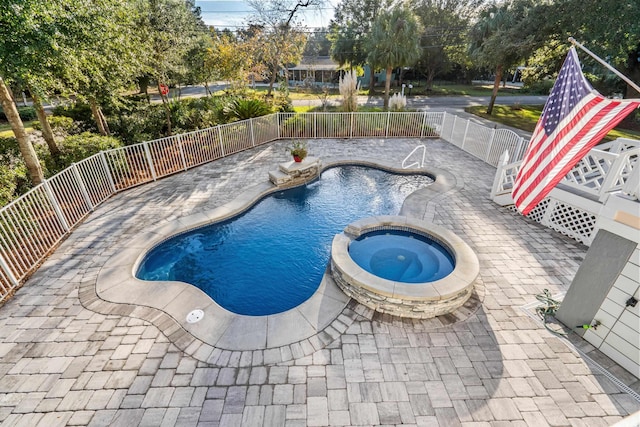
[330,216,479,318]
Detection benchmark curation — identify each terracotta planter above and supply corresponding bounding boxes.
[293,155,302,163]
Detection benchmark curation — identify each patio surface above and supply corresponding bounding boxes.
[0,137,638,426]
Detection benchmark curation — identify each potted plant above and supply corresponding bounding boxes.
[287,141,308,162]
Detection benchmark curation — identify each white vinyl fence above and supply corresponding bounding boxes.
[0,111,529,301]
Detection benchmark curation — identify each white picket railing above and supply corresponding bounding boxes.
[0,110,633,301]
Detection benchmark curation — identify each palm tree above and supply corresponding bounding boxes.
[367,6,422,110]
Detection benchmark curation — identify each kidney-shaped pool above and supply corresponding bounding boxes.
[136,166,433,316]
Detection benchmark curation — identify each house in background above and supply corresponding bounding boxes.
[288,56,341,87]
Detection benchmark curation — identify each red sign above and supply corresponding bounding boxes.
[160,84,169,96]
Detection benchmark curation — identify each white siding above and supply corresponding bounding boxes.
[585,246,640,379]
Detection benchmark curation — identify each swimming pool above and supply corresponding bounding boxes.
[136,166,433,316]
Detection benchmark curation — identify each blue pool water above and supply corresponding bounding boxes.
[136,166,432,315]
[348,230,455,283]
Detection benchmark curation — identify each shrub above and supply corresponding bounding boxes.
[51,102,96,132]
[0,106,37,121]
[0,137,30,206]
[389,93,407,111]
[32,116,77,134]
[223,98,273,121]
[42,132,123,175]
[522,79,554,95]
[339,70,359,112]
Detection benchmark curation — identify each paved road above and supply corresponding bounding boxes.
[152,83,548,111]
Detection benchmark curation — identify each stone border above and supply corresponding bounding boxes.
[80,156,480,366]
[330,215,479,319]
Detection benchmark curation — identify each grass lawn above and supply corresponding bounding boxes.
[0,121,37,138]
[466,105,640,141]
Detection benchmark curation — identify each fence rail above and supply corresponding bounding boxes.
[0,110,633,302]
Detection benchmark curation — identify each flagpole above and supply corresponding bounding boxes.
[568,37,640,94]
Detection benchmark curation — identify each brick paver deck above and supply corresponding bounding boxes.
[0,137,638,426]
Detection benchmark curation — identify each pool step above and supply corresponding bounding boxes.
[268,169,291,186]
[269,157,322,187]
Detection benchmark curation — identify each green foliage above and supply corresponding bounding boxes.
[0,106,36,121]
[51,103,96,132]
[223,98,273,121]
[41,132,123,175]
[521,79,554,95]
[32,116,76,133]
[0,137,30,206]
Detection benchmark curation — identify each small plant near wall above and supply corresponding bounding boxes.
[286,140,308,162]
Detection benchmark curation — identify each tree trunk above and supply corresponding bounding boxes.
[0,77,44,186]
[267,67,278,97]
[368,65,375,94]
[157,81,172,136]
[384,67,393,110]
[204,82,212,96]
[99,107,110,135]
[487,64,503,115]
[89,98,109,136]
[31,92,60,157]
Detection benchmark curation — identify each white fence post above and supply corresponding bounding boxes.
[42,181,71,232]
[217,126,226,157]
[177,135,188,171]
[277,113,281,139]
[0,253,19,289]
[515,137,526,161]
[350,112,354,139]
[461,119,470,150]
[142,142,157,181]
[99,151,117,193]
[314,112,317,139]
[385,112,390,138]
[490,150,510,200]
[484,128,496,163]
[449,115,457,141]
[440,111,447,138]
[71,163,94,211]
[420,111,427,138]
[249,118,256,147]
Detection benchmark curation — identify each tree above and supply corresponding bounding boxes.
[139,0,206,135]
[468,0,540,115]
[0,77,44,185]
[410,0,482,89]
[247,0,320,95]
[329,0,383,91]
[0,0,71,162]
[367,5,422,109]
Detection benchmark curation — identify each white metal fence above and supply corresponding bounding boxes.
[0,111,545,301]
[491,138,640,245]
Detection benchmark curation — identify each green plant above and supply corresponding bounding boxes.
[223,98,273,121]
[51,102,97,132]
[40,132,123,175]
[33,116,77,133]
[0,137,30,206]
[286,140,308,160]
[0,106,37,121]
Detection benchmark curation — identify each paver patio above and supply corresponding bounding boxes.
[0,136,638,426]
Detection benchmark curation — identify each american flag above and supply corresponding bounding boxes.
[511,47,640,215]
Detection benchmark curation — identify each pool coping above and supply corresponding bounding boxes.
[82,156,460,365]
